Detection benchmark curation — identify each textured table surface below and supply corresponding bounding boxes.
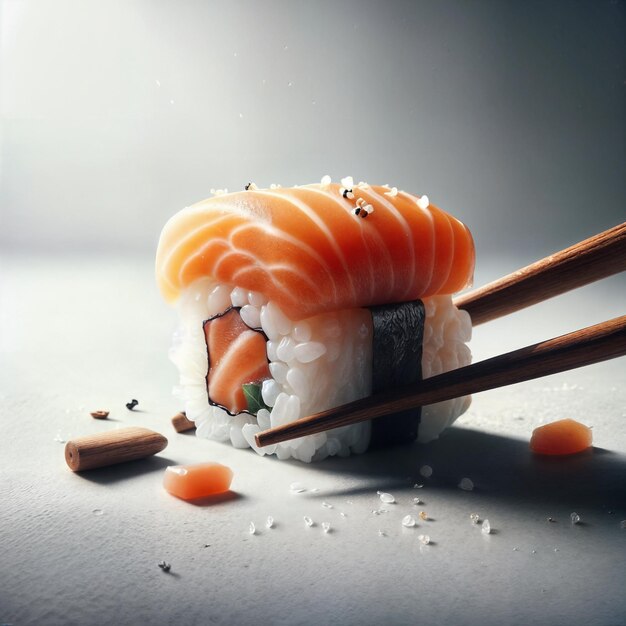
[1,253,625,626]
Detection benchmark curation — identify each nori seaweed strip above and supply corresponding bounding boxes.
[368,300,425,448]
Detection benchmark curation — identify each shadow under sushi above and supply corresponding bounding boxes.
[300,426,626,512]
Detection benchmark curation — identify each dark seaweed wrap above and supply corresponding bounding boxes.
[368,300,425,448]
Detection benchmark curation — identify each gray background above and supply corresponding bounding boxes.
[1,0,624,261]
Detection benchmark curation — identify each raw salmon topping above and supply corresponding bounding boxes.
[156,182,475,320]
[204,308,270,414]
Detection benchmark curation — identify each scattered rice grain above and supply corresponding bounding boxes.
[458,477,474,491]
[378,492,395,504]
[419,465,433,478]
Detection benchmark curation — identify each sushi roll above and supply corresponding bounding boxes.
[156,177,474,462]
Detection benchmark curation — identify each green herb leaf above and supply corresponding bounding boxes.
[242,383,269,416]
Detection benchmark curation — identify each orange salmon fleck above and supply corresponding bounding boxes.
[163,462,233,501]
[530,418,592,456]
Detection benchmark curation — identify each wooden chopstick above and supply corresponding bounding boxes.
[255,316,626,448]
[454,222,626,325]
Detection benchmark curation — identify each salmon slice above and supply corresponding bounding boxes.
[163,462,233,500]
[530,418,592,455]
[156,182,475,320]
[204,309,270,414]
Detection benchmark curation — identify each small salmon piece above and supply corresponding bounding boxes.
[163,462,233,500]
[530,418,592,455]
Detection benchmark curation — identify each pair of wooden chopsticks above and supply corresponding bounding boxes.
[255,223,626,448]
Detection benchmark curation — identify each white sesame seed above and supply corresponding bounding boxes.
[320,175,331,186]
[340,176,354,189]
[417,195,429,209]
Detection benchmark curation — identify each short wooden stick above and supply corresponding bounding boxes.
[171,412,195,433]
[255,316,626,448]
[454,222,626,325]
[65,426,168,471]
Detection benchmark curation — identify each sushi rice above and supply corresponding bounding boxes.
[169,279,472,462]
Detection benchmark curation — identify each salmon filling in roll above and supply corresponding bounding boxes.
[204,308,270,414]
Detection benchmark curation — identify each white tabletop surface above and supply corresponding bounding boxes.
[1,253,625,626]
